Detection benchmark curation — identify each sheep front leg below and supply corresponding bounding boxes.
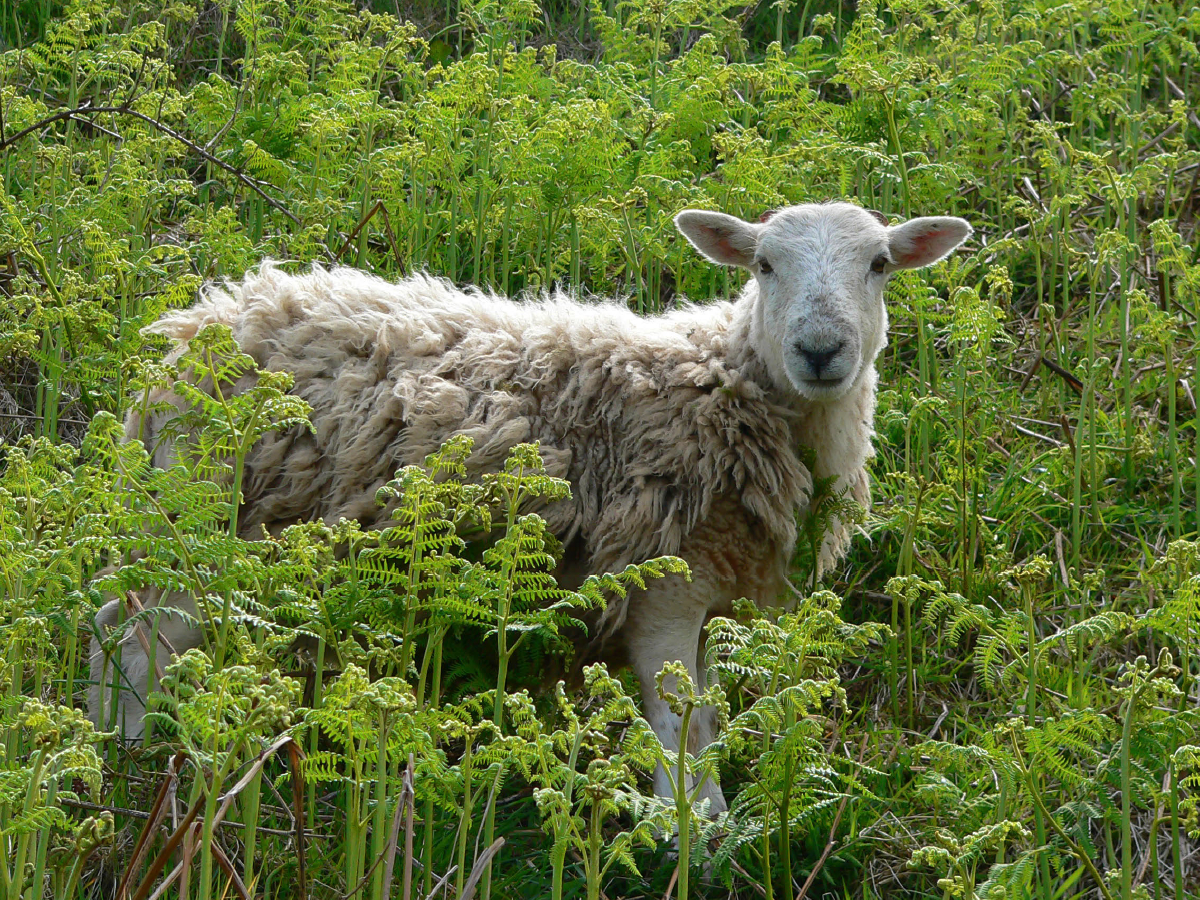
[623,586,727,817]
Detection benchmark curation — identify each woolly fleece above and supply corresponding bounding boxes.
[135,263,874,644]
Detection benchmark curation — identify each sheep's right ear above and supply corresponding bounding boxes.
[887,217,973,269]
[675,210,759,268]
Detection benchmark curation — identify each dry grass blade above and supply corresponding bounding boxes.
[402,753,416,900]
[144,860,185,900]
[795,735,870,900]
[423,865,458,900]
[288,737,309,900]
[210,838,253,900]
[661,864,678,900]
[123,591,177,685]
[116,750,186,900]
[123,739,298,900]
[382,753,417,900]
[212,734,299,830]
[459,838,505,900]
[129,791,206,900]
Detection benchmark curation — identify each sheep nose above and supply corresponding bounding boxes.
[797,341,845,377]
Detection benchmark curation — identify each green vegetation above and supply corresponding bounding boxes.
[1,0,1199,896]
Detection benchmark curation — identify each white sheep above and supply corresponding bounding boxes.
[90,201,971,813]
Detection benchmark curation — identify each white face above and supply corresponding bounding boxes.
[675,202,973,402]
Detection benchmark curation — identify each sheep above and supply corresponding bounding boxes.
[89,201,972,813]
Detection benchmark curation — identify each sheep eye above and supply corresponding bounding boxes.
[757,259,774,275]
[870,254,888,275]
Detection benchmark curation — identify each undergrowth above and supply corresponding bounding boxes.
[2,0,1200,896]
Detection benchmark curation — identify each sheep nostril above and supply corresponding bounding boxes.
[798,341,845,376]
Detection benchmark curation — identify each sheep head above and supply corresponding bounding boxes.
[675,202,972,401]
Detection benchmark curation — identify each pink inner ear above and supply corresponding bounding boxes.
[716,235,737,257]
[758,209,778,223]
[896,229,938,266]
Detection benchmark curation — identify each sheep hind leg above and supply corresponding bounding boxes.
[89,598,153,739]
[88,591,203,740]
[623,590,727,817]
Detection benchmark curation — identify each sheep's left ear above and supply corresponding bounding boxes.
[887,217,973,269]
[675,210,759,268]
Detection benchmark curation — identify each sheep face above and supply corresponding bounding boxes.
[675,202,973,401]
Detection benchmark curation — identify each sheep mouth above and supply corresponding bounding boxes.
[799,375,848,389]
[795,374,853,399]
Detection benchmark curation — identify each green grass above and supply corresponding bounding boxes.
[1,0,1199,896]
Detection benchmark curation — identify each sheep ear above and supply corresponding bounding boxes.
[887,216,973,269]
[675,210,759,268]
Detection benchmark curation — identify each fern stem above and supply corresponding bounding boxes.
[1170,757,1183,900]
[11,746,47,900]
[1010,729,1114,900]
[454,738,473,900]
[586,800,602,900]
[675,700,693,900]
[1120,689,1134,900]
[371,711,390,900]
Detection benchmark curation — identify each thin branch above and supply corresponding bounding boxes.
[118,105,301,225]
[0,105,90,151]
[381,753,416,900]
[334,199,405,272]
[0,103,300,225]
[129,791,206,900]
[70,113,121,141]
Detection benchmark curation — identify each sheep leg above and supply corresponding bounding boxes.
[624,590,727,816]
[88,591,203,740]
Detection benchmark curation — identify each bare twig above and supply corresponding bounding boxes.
[661,864,678,900]
[1039,355,1084,394]
[124,591,178,685]
[379,753,415,900]
[59,797,308,838]
[1163,74,1200,131]
[403,754,417,900]
[69,113,121,140]
[335,199,405,273]
[1020,351,1085,395]
[1010,420,1063,447]
[119,105,300,225]
[144,860,185,900]
[727,858,768,898]
[422,865,458,900]
[1019,350,1043,392]
[1059,414,1076,456]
